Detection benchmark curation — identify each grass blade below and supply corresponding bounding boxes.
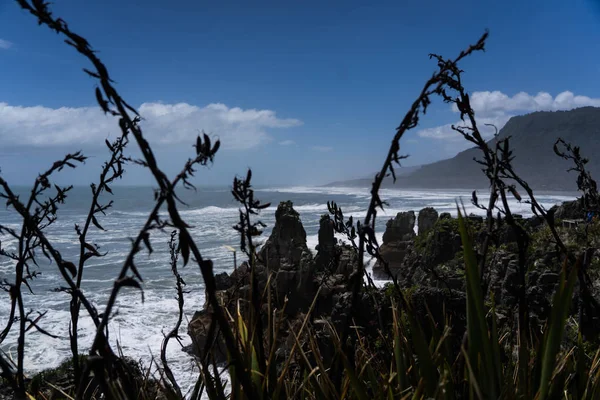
[457,205,500,398]
[536,257,579,400]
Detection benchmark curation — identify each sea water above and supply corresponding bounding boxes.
[0,185,575,395]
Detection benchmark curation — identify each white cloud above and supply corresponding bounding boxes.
[462,90,600,118]
[419,90,600,142]
[312,145,333,152]
[0,39,12,50]
[279,140,296,146]
[418,115,511,141]
[417,123,456,141]
[0,102,302,150]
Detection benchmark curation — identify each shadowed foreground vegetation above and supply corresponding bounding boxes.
[2,1,600,399]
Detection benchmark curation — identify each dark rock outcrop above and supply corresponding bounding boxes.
[485,250,519,306]
[257,201,316,313]
[187,198,593,371]
[551,198,585,221]
[373,212,463,282]
[214,272,232,291]
[259,201,313,272]
[418,207,438,236]
[524,215,546,230]
[314,214,359,278]
[188,201,359,362]
[422,217,463,266]
[382,211,416,243]
[373,241,412,280]
[372,212,417,279]
[187,309,227,363]
[332,244,359,278]
[314,214,337,272]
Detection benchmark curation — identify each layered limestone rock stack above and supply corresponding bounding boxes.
[417,207,438,237]
[259,201,315,313]
[314,214,358,278]
[372,211,416,279]
[187,201,359,362]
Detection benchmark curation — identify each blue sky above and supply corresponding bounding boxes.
[1,0,600,186]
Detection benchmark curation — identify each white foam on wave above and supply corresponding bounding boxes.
[306,234,319,254]
[258,186,372,199]
[265,203,328,213]
[0,286,206,396]
[260,186,477,202]
[105,292,205,394]
[37,236,80,245]
[111,210,154,217]
[179,206,239,217]
[365,258,390,289]
[260,186,575,216]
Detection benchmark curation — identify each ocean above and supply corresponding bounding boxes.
[0,185,576,395]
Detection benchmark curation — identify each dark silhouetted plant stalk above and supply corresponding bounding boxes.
[3,2,600,399]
